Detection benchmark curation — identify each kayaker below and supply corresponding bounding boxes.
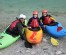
[40,10,60,46]
[40,9,56,26]
[40,9,56,31]
[27,11,41,28]
[6,14,27,40]
[25,11,41,48]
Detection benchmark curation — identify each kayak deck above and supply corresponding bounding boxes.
[0,32,19,49]
[46,22,66,38]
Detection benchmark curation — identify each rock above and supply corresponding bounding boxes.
[43,38,47,42]
[16,51,20,53]
[0,52,2,55]
[26,50,30,53]
[56,50,62,55]
[43,48,48,50]
[31,51,36,55]
[43,53,49,55]
[19,51,22,53]
[16,50,22,53]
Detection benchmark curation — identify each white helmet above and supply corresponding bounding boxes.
[19,14,26,19]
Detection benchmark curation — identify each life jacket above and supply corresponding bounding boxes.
[9,20,19,31]
[9,19,25,31]
[44,16,52,25]
[30,18,39,28]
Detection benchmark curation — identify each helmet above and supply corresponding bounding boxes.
[33,11,38,15]
[19,14,26,19]
[42,10,48,13]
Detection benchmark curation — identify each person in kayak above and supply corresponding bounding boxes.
[28,11,41,28]
[40,10,60,46]
[40,9,56,31]
[6,14,27,40]
[25,11,41,48]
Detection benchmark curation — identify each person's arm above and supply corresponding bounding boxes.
[27,18,32,26]
[40,17,43,23]
[17,23,23,37]
[49,15,56,22]
[38,18,44,26]
[18,19,27,27]
[50,17,56,21]
[22,23,27,27]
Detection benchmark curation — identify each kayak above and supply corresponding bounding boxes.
[25,27,43,44]
[0,20,27,49]
[45,22,66,38]
[0,28,20,49]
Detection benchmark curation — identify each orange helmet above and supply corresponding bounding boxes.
[33,11,38,15]
[42,10,48,13]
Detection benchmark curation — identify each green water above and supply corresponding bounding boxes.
[0,0,66,22]
[0,0,66,14]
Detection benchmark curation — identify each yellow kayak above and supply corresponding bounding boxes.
[25,27,43,44]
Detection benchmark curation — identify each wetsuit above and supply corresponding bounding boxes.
[6,20,27,39]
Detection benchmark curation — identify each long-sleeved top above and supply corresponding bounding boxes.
[40,15,55,25]
[6,20,27,37]
[28,17,42,26]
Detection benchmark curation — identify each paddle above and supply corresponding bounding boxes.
[16,17,18,20]
[50,37,59,46]
[16,17,22,23]
[16,17,27,27]
[45,22,60,46]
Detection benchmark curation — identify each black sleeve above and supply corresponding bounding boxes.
[16,23,23,37]
[40,16,44,22]
[49,15,52,17]
[38,18,41,23]
[38,18,44,26]
[21,23,27,27]
[40,17,44,23]
[40,17,42,21]
[27,18,32,26]
[18,19,27,27]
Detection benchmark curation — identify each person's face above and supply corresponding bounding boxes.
[33,14,38,18]
[42,12,47,16]
[20,18,25,22]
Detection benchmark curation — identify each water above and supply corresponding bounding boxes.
[0,0,66,28]
[0,0,66,16]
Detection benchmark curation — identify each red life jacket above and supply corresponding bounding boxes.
[30,19,39,28]
[9,20,19,31]
[44,16,52,25]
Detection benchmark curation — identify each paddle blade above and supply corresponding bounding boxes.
[51,37,59,46]
[57,26,62,32]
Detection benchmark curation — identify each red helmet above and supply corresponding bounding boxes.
[33,11,38,15]
[42,10,48,13]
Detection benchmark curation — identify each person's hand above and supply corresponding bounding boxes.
[27,26,31,28]
[44,25,46,28]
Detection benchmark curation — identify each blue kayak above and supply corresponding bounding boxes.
[45,22,66,38]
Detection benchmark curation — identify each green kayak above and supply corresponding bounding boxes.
[0,20,27,49]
